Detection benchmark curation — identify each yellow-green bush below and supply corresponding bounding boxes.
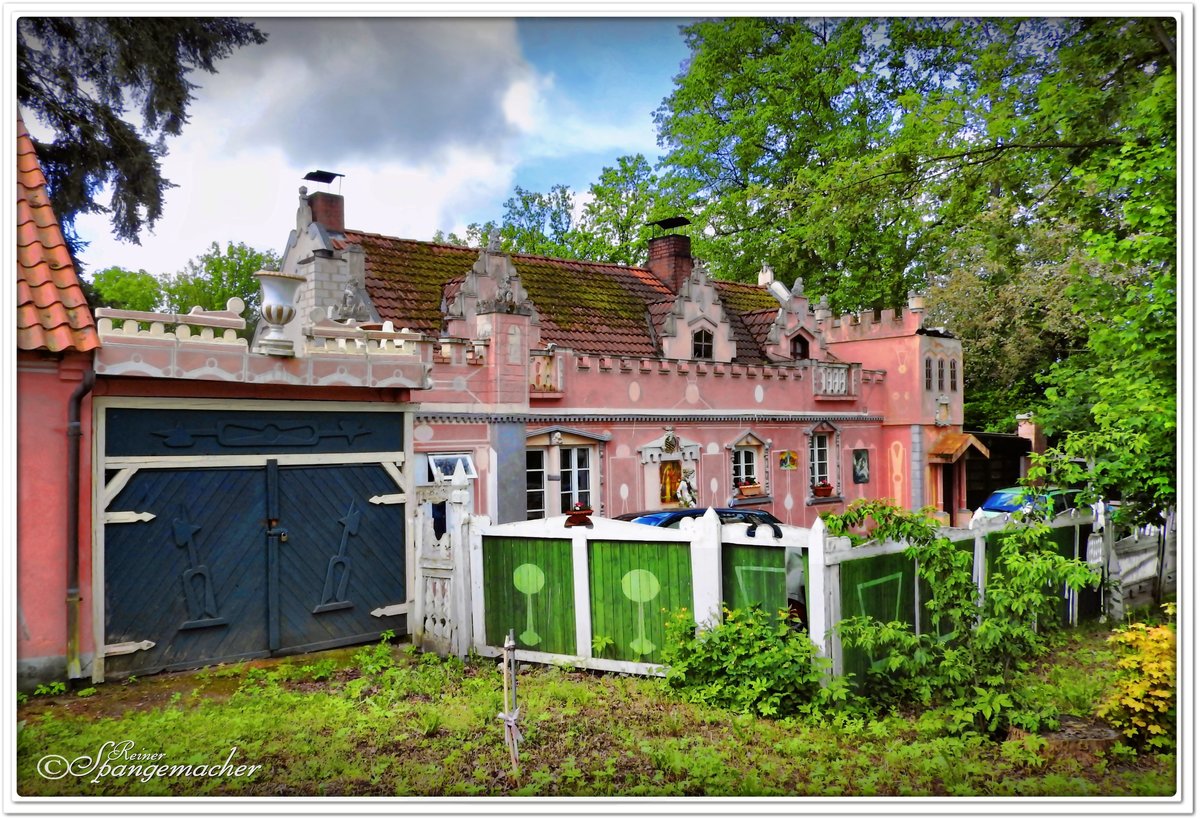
[1096,604,1176,751]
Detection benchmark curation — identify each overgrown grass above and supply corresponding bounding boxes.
[16,629,1174,798]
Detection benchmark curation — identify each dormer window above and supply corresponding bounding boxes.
[790,334,810,360]
[692,328,714,360]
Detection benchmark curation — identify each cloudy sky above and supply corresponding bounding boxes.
[61,16,695,276]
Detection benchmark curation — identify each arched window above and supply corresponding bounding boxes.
[937,358,945,392]
[950,359,958,392]
[925,357,933,391]
[790,334,810,360]
[692,328,714,360]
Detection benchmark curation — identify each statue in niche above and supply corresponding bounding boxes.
[659,461,681,505]
[676,468,697,508]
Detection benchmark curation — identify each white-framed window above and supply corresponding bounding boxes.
[559,446,592,511]
[809,434,829,486]
[525,430,604,519]
[428,452,477,483]
[805,420,840,496]
[937,358,945,392]
[526,449,546,520]
[732,447,757,486]
[925,357,933,391]
[950,359,958,392]
[726,431,768,496]
[692,328,714,359]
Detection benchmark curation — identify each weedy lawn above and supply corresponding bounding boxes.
[16,626,1175,798]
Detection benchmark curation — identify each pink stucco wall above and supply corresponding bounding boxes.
[17,352,94,680]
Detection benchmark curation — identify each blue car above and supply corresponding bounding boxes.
[972,486,1082,522]
[615,507,783,531]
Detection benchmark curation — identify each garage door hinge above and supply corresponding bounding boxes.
[104,640,156,656]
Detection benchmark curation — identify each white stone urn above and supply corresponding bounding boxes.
[254,270,306,356]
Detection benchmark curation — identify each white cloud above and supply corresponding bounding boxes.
[501,76,549,133]
[67,17,679,277]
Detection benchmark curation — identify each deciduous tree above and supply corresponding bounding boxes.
[161,241,279,334]
[86,266,164,312]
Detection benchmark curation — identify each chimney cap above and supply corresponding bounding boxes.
[647,215,690,231]
[303,170,344,185]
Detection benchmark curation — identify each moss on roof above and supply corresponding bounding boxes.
[346,232,780,362]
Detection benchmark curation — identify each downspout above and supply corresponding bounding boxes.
[66,367,95,681]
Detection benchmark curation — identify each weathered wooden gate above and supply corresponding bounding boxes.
[96,401,412,679]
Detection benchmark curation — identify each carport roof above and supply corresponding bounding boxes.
[928,432,990,461]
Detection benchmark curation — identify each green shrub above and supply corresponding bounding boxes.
[1096,604,1176,752]
[830,499,1099,735]
[660,605,835,718]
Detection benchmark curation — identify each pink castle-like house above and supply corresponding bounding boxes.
[16,153,1004,686]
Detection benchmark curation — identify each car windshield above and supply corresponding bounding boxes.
[980,488,1035,512]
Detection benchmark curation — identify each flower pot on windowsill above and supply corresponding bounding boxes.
[812,483,834,498]
[736,483,763,498]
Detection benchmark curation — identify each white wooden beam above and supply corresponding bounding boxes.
[103,467,138,509]
[104,511,156,524]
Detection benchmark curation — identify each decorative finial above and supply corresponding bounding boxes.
[791,277,805,297]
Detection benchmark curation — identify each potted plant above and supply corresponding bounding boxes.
[812,479,834,498]
[735,479,763,497]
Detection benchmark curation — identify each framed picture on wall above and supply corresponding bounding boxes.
[852,449,869,484]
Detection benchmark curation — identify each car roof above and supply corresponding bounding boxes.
[615,507,781,522]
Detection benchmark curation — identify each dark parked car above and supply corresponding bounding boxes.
[615,507,784,531]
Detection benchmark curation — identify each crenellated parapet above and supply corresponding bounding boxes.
[817,291,929,343]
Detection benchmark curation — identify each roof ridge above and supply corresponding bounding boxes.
[343,228,656,273]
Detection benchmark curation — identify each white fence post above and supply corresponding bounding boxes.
[805,516,830,661]
[468,513,488,655]
[690,508,723,627]
[572,527,593,658]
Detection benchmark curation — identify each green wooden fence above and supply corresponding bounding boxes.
[482,536,576,654]
[721,543,787,613]
[588,540,693,664]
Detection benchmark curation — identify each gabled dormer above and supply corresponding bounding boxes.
[441,238,541,347]
[654,262,737,363]
[758,266,826,362]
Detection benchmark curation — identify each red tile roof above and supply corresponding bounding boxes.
[17,116,98,353]
[345,229,786,362]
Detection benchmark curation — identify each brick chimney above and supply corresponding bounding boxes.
[308,191,344,233]
[646,234,692,292]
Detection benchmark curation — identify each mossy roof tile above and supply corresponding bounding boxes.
[346,231,782,362]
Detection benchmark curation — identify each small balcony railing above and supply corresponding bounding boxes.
[814,363,857,398]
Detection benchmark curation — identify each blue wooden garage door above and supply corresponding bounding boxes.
[103,408,407,677]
